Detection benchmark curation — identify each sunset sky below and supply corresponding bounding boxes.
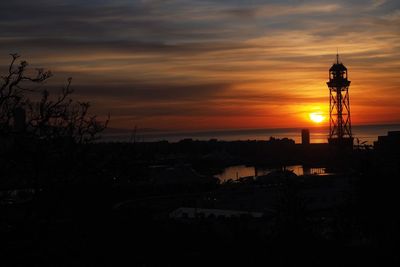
[1,0,399,132]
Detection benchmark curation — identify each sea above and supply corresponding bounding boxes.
[103,124,400,145]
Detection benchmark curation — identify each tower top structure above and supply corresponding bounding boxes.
[329,53,347,74]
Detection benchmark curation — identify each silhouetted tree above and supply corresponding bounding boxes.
[1,53,109,190]
[0,53,108,142]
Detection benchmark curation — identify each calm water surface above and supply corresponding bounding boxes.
[215,165,326,182]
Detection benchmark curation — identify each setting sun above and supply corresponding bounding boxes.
[309,112,325,123]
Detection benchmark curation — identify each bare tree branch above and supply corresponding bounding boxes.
[1,54,108,143]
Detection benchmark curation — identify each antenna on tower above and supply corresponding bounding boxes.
[336,48,339,64]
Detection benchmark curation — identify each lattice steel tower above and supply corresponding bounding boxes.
[327,53,353,147]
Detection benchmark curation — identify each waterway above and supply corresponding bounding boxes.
[215,164,326,182]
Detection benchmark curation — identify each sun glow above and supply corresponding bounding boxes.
[309,112,325,123]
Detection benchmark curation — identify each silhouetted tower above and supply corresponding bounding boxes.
[301,129,310,145]
[327,53,353,147]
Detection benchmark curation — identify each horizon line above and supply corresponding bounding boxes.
[104,122,400,135]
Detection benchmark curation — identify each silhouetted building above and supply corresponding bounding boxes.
[169,207,263,219]
[374,131,400,154]
[267,136,295,145]
[301,129,310,145]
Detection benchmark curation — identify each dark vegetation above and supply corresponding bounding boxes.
[1,55,400,266]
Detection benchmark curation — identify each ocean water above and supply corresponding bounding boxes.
[104,124,400,145]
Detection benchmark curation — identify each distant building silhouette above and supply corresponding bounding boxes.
[301,129,310,145]
[267,136,295,145]
[374,131,400,154]
[169,207,263,219]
